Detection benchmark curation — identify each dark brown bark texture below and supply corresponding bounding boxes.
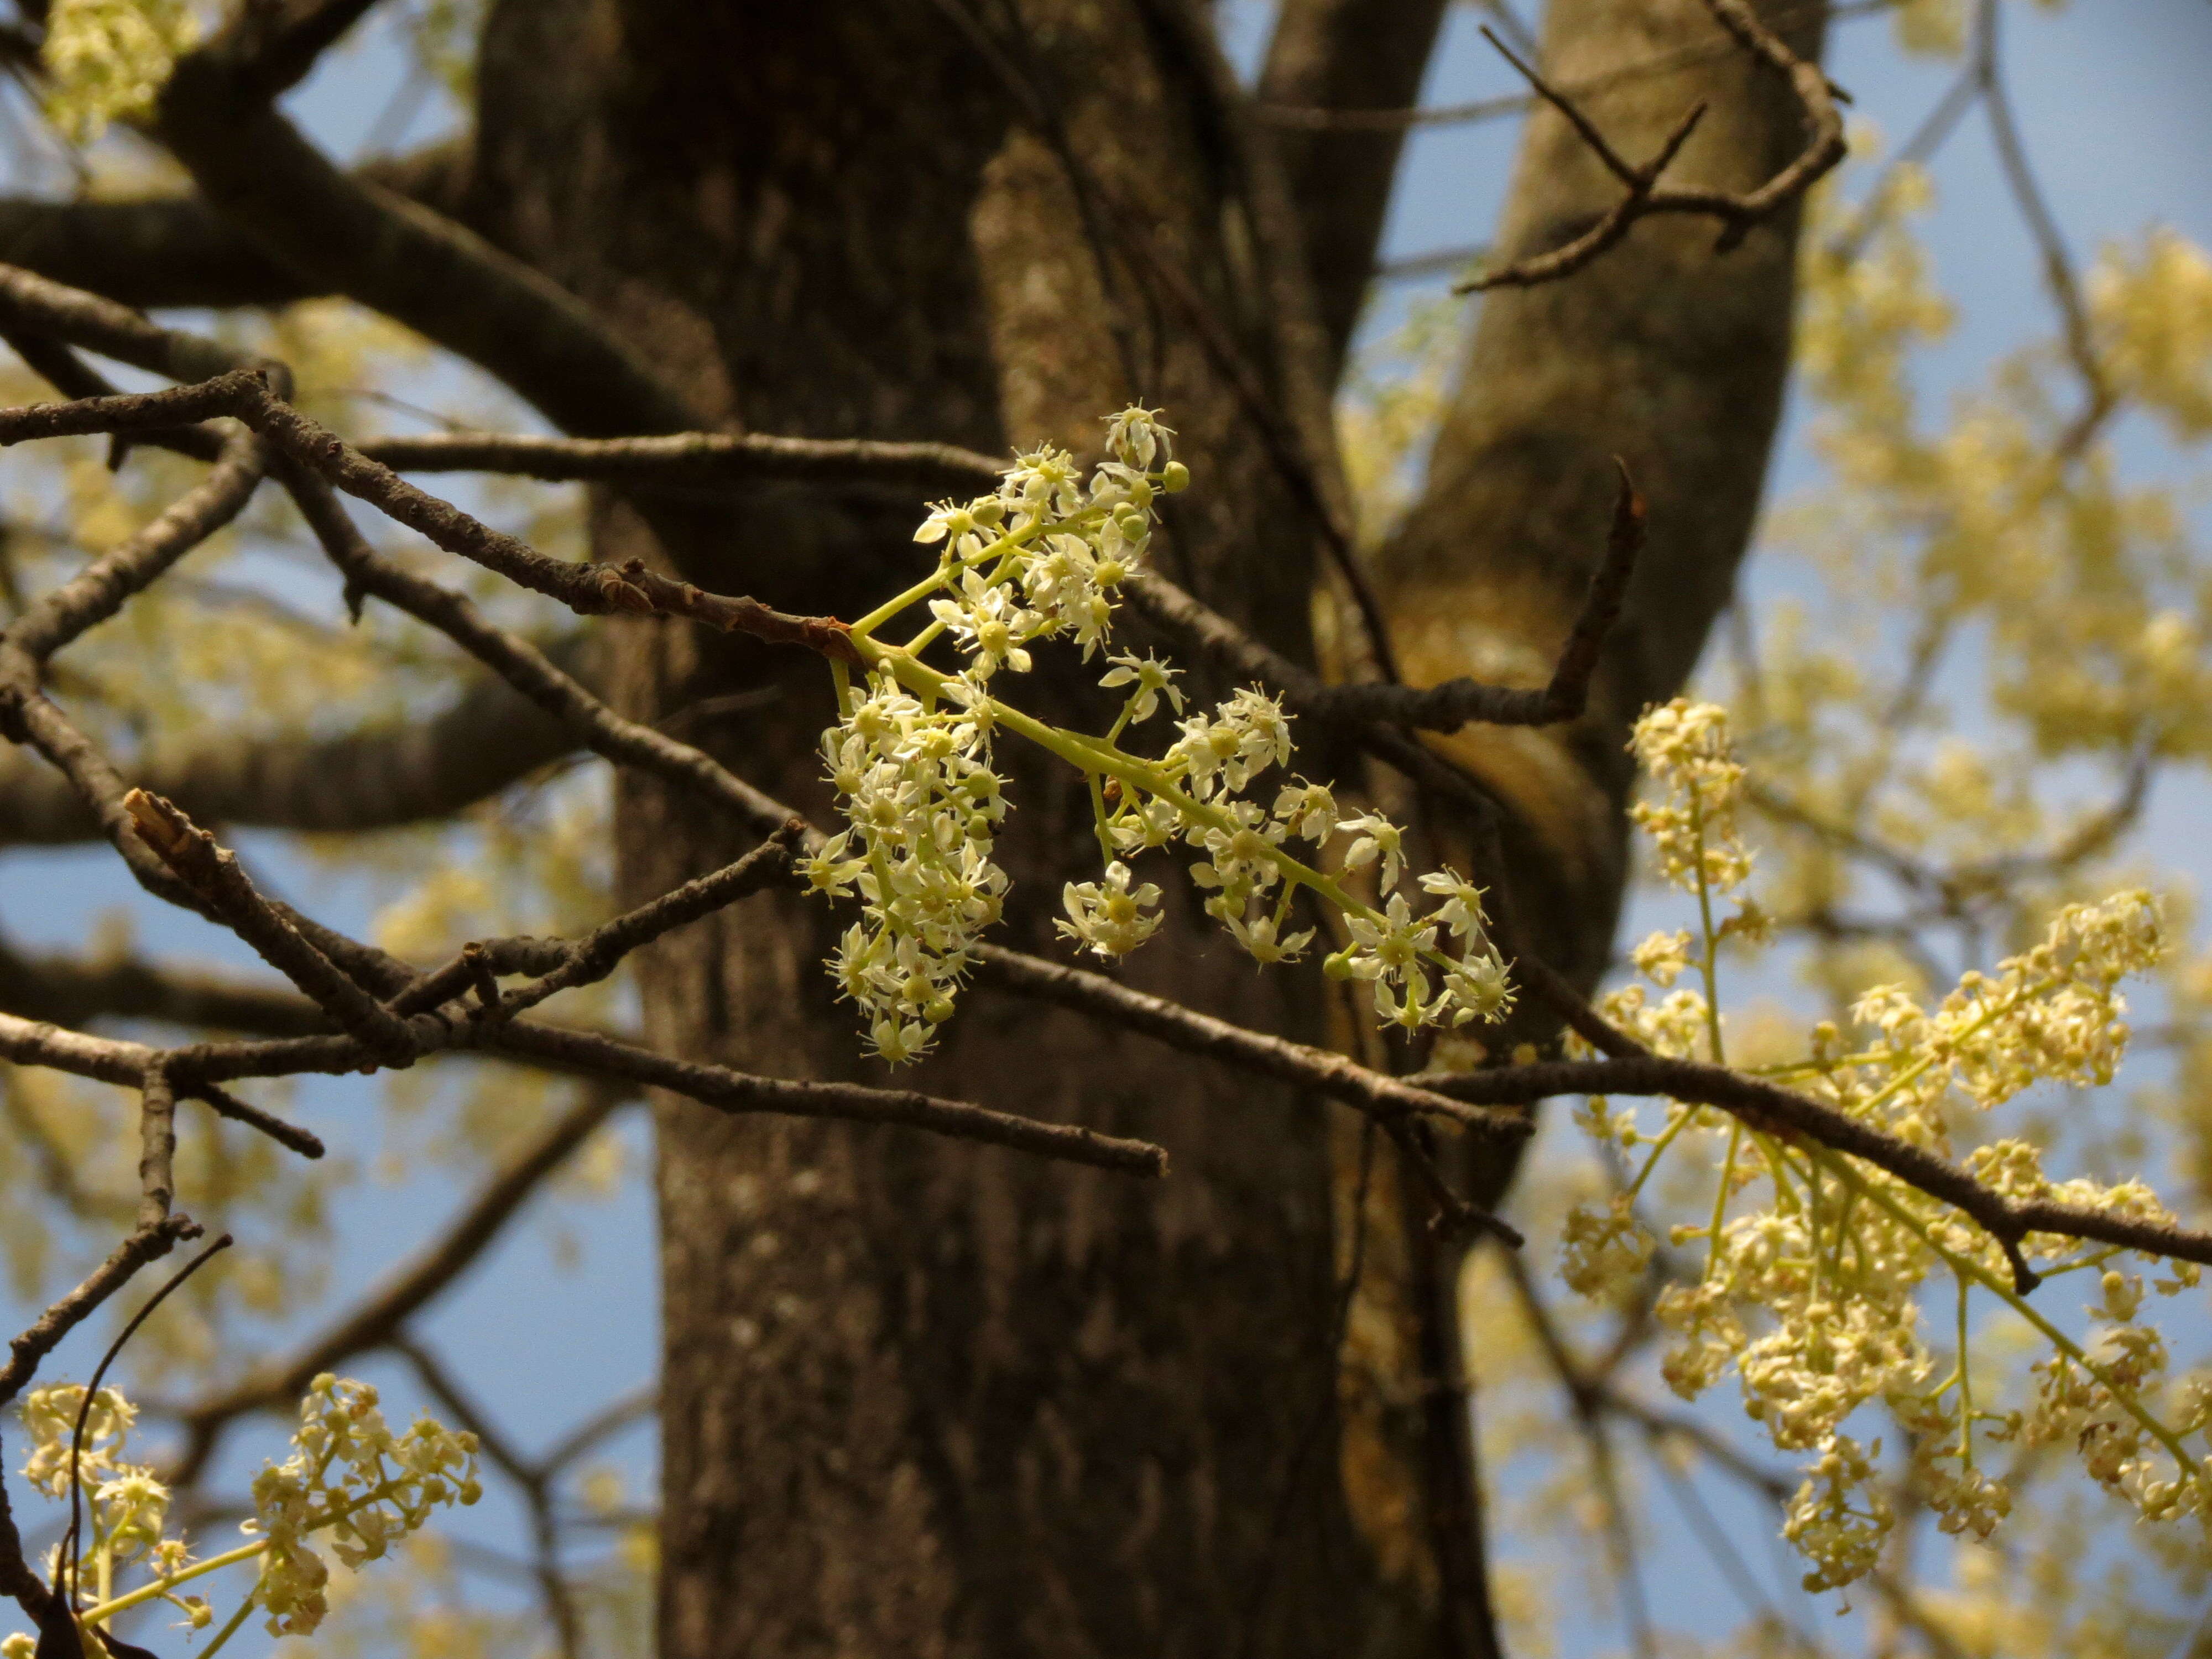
[440,0,1820,1652]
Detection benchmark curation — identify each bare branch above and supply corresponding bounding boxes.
[0,1214,202,1410]
[0,1008,324,1159]
[483,825,803,1020]
[1457,0,1845,293]
[1123,460,1643,732]
[473,1021,1173,1177]
[1431,1049,2212,1288]
[971,943,1530,1141]
[0,373,864,664]
[385,1335,584,1659]
[0,260,248,385]
[0,665,580,843]
[1255,0,1884,133]
[361,429,1005,496]
[135,1062,177,1229]
[1974,0,2112,456]
[0,420,267,906]
[270,460,797,836]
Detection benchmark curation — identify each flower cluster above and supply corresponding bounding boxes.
[1627,698,1756,899]
[6,1374,477,1653]
[1557,698,2205,1595]
[810,406,1516,1058]
[39,0,195,142]
[246,1374,483,1635]
[808,670,1008,1063]
[17,1384,175,1590]
[1814,887,2164,1146]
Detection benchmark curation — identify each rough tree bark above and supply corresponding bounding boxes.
[452,1,1826,1655]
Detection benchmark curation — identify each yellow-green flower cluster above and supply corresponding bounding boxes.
[39,0,196,142]
[246,1374,483,1635]
[1559,701,2207,1594]
[6,1373,478,1651]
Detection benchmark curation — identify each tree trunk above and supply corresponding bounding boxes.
[463,1,1823,1653]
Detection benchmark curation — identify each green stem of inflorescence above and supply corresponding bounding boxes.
[79,1476,415,1627]
[1955,1267,1976,1468]
[847,637,1489,996]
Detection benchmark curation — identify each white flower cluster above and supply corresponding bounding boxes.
[246,1374,482,1635]
[17,1384,176,1585]
[802,410,1177,1062]
[6,1374,477,1652]
[1078,680,1514,1031]
[811,405,1516,1058]
[807,669,1008,1063]
[39,0,195,142]
[915,406,1175,678]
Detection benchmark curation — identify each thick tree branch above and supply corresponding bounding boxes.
[0,141,477,311]
[154,64,705,437]
[199,0,389,100]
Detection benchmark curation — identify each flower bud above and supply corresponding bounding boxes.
[1161,461,1191,493]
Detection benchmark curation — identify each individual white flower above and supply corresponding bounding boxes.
[1058,862,1164,958]
[1227,910,1314,965]
[929,567,1041,679]
[799,832,867,897]
[1341,812,1407,890]
[1417,868,1491,942]
[1107,794,1180,854]
[1443,953,1514,1024]
[1271,779,1338,842]
[912,494,1003,552]
[1103,405,1175,469]
[1194,801,1288,896]
[1000,444,1085,520]
[1099,651,1185,722]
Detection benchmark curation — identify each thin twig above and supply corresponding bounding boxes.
[361,429,1004,494]
[0,374,865,662]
